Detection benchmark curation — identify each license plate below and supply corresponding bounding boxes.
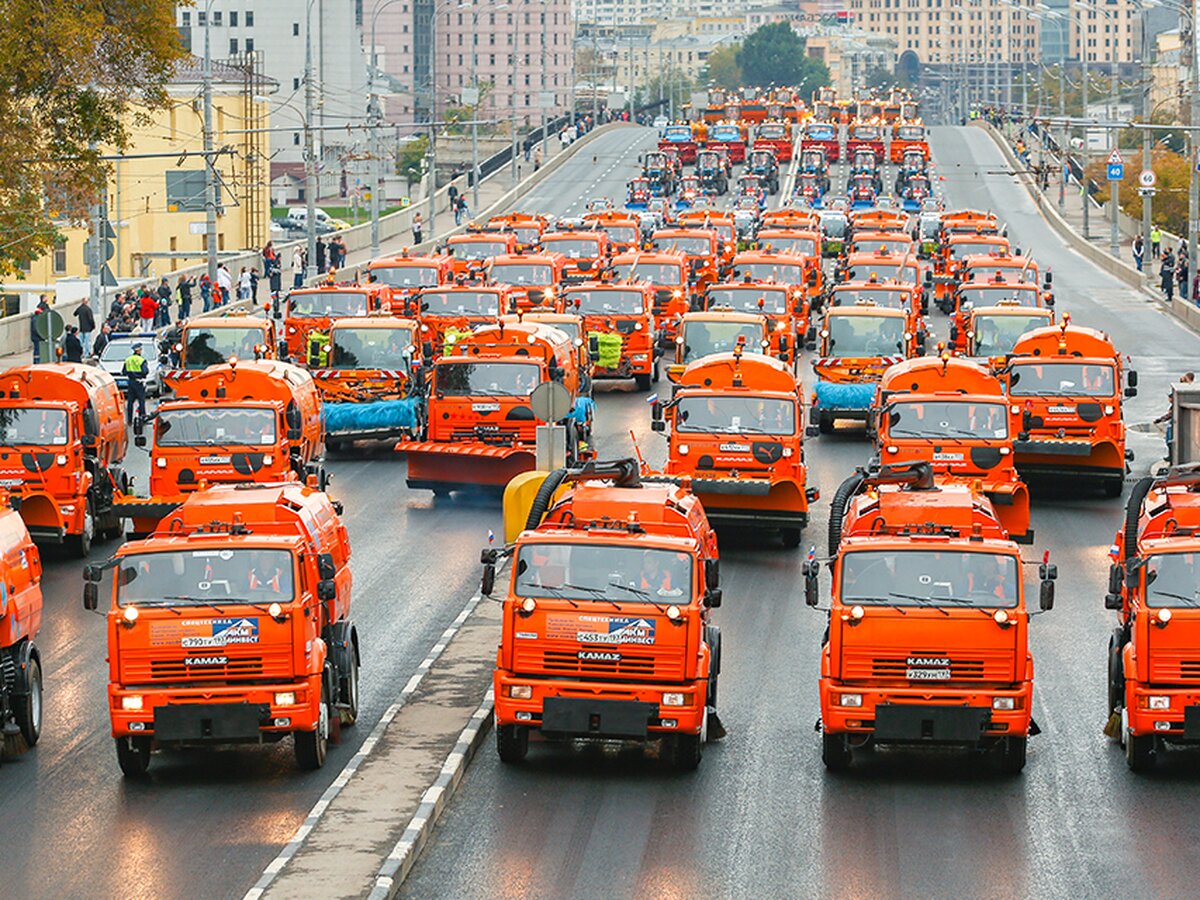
[932,452,963,461]
[719,443,751,452]
[1047,405,1075,414]
[906,667,952,681]
[199,455,231,465]
[0,479,22,488]
[472,403,500,413]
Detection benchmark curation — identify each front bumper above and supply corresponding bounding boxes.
[1126,685,1200,739]
[109,678,319,741]
[494,671,706,737]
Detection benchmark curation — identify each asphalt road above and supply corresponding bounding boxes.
[0,125,660,900]
[400,125,1200,899]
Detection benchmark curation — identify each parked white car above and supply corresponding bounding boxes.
[99,333,162,397]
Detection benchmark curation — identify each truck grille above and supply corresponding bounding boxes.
[514,643,685,680]
[1150,652,1200,683]
[842,648,1013,682]
[122,647,293,683]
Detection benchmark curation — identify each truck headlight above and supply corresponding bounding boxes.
[122,606,140,626]
[274,691,296,706]
[662,692,686,706]
[1147,695,1171,710]
[121,695,144,711]
[992,697,1015,711]
[156,458,167,468]
[509,685,533,699]
[839,693,863,707]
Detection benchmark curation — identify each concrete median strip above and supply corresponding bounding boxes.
[244,590,500,900]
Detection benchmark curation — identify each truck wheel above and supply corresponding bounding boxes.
[1103,476,1124,499]
[822,731,852,771]
[664,733,702,771]
[68,501,95,558]
[997,736,1027,775]
[14,655,42,747]
[1125,730,1155,772]
[780,527,803,549]
[496,724,529,764]
[1107,632,1126,722]
[634,372,652,391]
[339,652,360,727]
[817,411,835,435]
[294,675,331,770]
[652,359,661,384]
[115,736,151,777]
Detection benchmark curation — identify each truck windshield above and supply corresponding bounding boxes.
[675,395,795,435]
[116,548,295,607]
[854,239,912,255]
[822,215,847,238]
[330,328,413,369]
[897,126,925,141]
[831,289,908,309]
[490,264,553,285]
[184,327,264,368]
[543,239,600,258]
[1144,553,1200,607]
[825,315,905,356]
[515,543,693,605]
[1008,361,1115,396]
[732,262,804,283]
[613,262,683,285]
[682,322,766,362]
[759,236,816,256]
[758,125,786,140]
[513,227,541,245]
[707,287,788,314]
[971,316,1051,357]
[568,290,645,315]
[450,240,509,259]
[599,225,638,244]
[886,400,1009,440]
[156,407,276,446]
[0,408,68,446]
[841,549,1018,608]
[289,292,369,318]
[370,265,440,288]
[951,242,1009,259]
[958,287,1040,308]
[435,361,540,396]
[654,236,713,256]
[846,263,917,284]
[422,290,499,316]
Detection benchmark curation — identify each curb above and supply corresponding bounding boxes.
[368,692,495,899]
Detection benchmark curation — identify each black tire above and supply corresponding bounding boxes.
[821,730,852,771]
[1107,631,1126,720]
[1126,730,1155,772]
[817,410,834,435]
[665,732,702,771]
[634,372,652,391]
[115,736,151,777]
[651,360,661,384]
[67,500,95,558]
[294,673,331,770]
[326,439,344,453]
[780,527,803,549]
[997,736,1027,774]
[496,724,529,764]
[339,650,360,727]
[1104,476,1124,499]
[14,655,42,746]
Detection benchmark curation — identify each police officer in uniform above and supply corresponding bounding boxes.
[123,342,149,425]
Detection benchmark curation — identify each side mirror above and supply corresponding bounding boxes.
[651,400,665,432]
[317,579,337,602]
[1045,295,1055,308]
[134,434,147,448]
[805,424,820,437]
[923,270,933,286]
[83,582,99,611]
[1108,563,1124,596]
[705,558,720,592]
[803,559,820,606]
[1127,370,1138,388]
[779,333,789,353]
[317,552,337,580]
[916,330,927,353]
[703,587,722,608]
[949,324,958,342]
[1043,271,1053,286]
[481,562,496,597]
[1039,580,1055,611]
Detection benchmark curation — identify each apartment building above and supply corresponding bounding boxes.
[843,0,1040,65]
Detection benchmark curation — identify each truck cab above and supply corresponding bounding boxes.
[1106,466,1200,769]
[163,316,279,392]
[415,285,508,355]
[671,310,775,377]
[705,280,810,353]
[444,231,519,277]
[582,212,642,253]
[707,121,747,163]
[651,348,813,545]
[86,482,358,776]
[485,213,548,252]
[365,253,450,308]
[1004,321,1135,496]
[753,121,793,162]
[487,459,722,769]
[283,285,391,365]
[874,356,1033,543]
[563,283,660,390]
[951,276,1052,348]
[957,302,1052,366]
[814,461,1050,773]
[487,253,568,312]
[540,230,612,284]
[0,499,44,760]
[658,123,699,164]
[610,250,691,339]
[0,364,127,555]
[651,228,722,290]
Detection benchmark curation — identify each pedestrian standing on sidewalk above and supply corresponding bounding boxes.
[139,289,157,332]
[1151,225,1162,259]
[448,184,458,210]
[1162,249,1176,300]
[1178,251,1190,300]
[315,238,327,274]
[217,263,233,303]
[412,211,424,244]
[1133,234,1145,272]
[292,245,305,288]
[30,294,50,364]
[63,325,83,363]
[200,274,213,312]
[534,147,542,172]
[177,275,193,320]
[238,267,253,301]
[73,296,96,357]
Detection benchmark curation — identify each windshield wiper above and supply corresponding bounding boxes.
[163,595,227,615]
[526,585,582,608]
[607,580,673,616]
[1151,590,1200,607]
[843,596,907,615]
[887,591,951,615]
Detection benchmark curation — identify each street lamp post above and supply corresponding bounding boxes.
[511,1,523,186]
[368,0,409,259]
[1081,1,1091,239]
[304,0,318,281]
[201,0,219,286]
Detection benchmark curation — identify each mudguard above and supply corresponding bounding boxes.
[324,620,356,680]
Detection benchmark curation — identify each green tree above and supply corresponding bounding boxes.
[395,135,430,187]
[735,22,829,95]
[703,45,742,91]
[864,66,896,91]
[634,74,696,116]
[0,0,184,276]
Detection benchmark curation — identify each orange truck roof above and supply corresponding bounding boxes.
[1009,322,1116,359]
[879,355,1004,399]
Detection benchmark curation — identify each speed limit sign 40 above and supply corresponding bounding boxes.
[1139,169,1157,188]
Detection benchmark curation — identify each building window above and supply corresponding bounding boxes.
[230,11,238,26]
[294,133,300,145]
[181,11,190,26]
[212,11,221,25]
[246,11,254,26]
[198,10,206,25]
[52,240,67,274]
[293,22,300,36]
[293,77,300,89]
[245,38,254,52]
[229,38,238,54]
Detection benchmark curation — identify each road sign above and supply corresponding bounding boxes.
[530,381,572,423]
[1107,163,1124,182]
[1138,187,1158,197]
[1139,169,1157,188]
[1107,148,1124,165]
[33,309,64,342]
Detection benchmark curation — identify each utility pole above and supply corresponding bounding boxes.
[1142,4,1153,259]
[202,1,218,285]
[511,0,522,186]
[304,0,318,281]
[469,3,480,210]
[427,3,439,242]
[539,2,548,157]
[1189,2,1199,291]
[1082,4,1091,241]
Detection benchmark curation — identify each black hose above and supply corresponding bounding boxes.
[525,467,570,532]
[828,472,866,557]
[1124,476,1155,561]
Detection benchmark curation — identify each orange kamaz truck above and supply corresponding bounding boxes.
[415,284,509,355]
[563,283,660,390]
[873,355,1033,543]
[487,252,569,312]
[365,252,450,308]
[813,461,1051,773]
[85,481,358,776]
[0,364,128,555]
[0,499,44,760]
[610,250,692,338]
[706,280,813,352]
[399,322,594,494]
[161,316,279,393]
[540,230,612,284]
[485,458,722,769]
[1003,321,1135,496]
[443,231,519,277]
[1106,465,1200,769]
[957,301,1053,365]
[650,347,816,546]
[122,360,326,536]
[284,284,393,365]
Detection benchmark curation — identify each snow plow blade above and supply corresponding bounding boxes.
[400,441,537,491]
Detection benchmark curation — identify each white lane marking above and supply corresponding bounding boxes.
[242,586,489,900]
